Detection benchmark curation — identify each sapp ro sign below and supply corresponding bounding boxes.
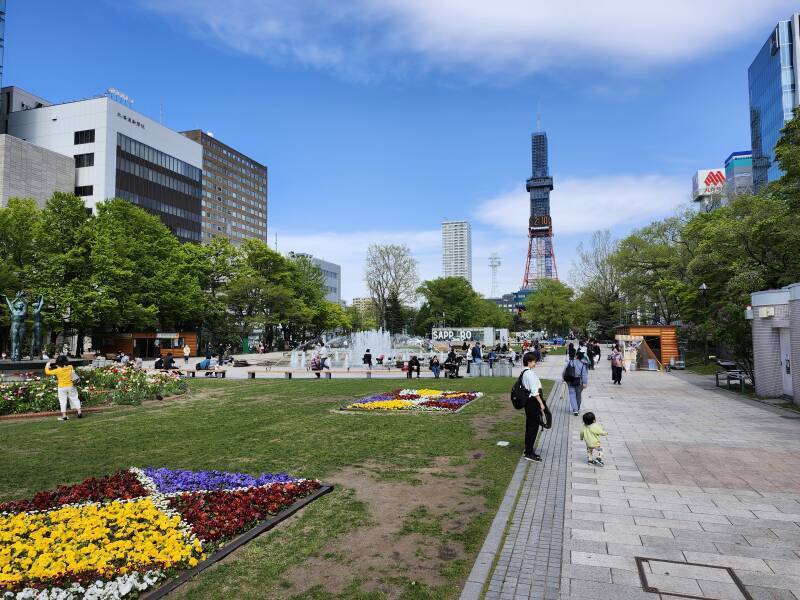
[432,328,494,343]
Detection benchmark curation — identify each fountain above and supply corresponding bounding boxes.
[349,330,393,369]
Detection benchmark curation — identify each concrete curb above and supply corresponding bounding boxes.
[460,381,563,600]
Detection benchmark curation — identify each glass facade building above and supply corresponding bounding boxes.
[749,14,800,191]
[115,133,203,242]
[0,0,6,88]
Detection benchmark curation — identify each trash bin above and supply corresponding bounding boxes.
[480,362,491,377]
[647,359,657,371]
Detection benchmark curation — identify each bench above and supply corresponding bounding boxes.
[715,370,750,392]
[197,367,227,378]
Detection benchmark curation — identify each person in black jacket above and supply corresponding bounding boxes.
[407,355,421,378]
[363,349,373,370]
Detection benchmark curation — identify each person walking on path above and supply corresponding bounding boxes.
[521,351,545,463]
[183,344,191,365]
[46,355,82,421]
[610,344,624,385]
[563,348,588,416]
[580,411,608,466]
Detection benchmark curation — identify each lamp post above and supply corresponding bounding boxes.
[699,283,709,365]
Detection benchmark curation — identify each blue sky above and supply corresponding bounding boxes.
[6,1,795,300]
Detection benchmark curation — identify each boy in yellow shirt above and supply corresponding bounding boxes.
[45,356,82,421]
[580,412,607,466]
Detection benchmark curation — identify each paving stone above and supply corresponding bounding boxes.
[463,362,800,599]
[566,579,654,600]
[561,563,612,583]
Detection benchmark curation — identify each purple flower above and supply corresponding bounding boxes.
[144,467,295,493]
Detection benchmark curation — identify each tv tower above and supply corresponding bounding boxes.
[521,117,558,288]
[489,253,501,297]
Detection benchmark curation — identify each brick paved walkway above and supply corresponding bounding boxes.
[469,356,800,600]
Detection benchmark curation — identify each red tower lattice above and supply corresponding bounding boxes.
[522,215,558,289]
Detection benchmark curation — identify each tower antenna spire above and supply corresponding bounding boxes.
[536,100,541,131]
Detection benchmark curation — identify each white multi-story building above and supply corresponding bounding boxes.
[288,252,342,304]
[442,220,472,283]
[8,93,203,241]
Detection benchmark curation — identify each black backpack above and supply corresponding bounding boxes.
[563,360,582,387]
[510,369,529,409]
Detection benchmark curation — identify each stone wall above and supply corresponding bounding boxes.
[0,134,74,208]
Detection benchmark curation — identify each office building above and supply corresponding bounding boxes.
[724,151,754,198]
[181,130,268,245]
[351,297,375,313]
[442,220,472,283]
[0,134,74,207]
[749,13,800,191]
[288,252,342,304]
[8,95,203,242]
[0,86,50,134]
[490,289,533,314]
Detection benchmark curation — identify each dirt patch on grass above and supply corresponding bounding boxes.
[279,458,486,596]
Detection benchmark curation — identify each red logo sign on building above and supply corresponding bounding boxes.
[704,170,726,186]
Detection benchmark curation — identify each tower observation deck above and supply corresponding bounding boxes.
[522,129,558,288]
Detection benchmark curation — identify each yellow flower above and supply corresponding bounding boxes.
[0,498,203,588]
[346,399,414,410]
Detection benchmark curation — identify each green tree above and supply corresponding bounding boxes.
[385,292,404,334]
[524,280,574,334]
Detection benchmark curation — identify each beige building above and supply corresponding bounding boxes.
[351,297,375,313]
[181,130,268,245]
[0,134,74,207]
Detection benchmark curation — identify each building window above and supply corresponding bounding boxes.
[74,129,95,145]
[74,153,94,168]
[75,185,93,197]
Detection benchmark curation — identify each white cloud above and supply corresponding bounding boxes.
[134,0,793,79]
[476,174,689,236]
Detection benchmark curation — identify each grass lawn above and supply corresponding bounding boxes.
[1,377,550,599]
[686,362,722,375]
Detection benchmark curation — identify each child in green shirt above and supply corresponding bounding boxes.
[580,412,607,466]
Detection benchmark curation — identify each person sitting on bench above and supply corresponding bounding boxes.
[444,349,461,378]
[407,355,421,379]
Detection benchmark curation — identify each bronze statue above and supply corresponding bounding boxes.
[4,291,28,361]
[31,295,44,358]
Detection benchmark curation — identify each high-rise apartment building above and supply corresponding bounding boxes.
[442,220,472,283]
[8,95,203,241]
[749,13,800,191]
[181,130,267,245]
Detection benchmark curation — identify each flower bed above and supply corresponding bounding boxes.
[0,467,323,599]
[0,366,187,416]
[344,389,483,412]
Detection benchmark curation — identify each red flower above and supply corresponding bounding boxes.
[0,470,147,513]
[168,480,321,543]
